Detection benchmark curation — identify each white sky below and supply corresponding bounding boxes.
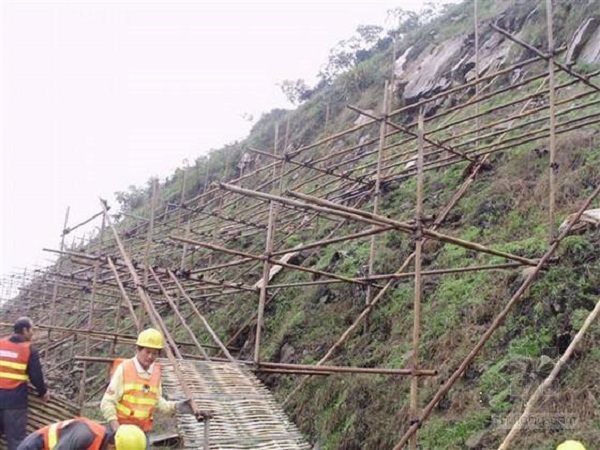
[0,0,435,285]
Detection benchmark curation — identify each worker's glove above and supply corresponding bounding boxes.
[194,409,213,421]
[177,399,213,420]
[176,399,195,415]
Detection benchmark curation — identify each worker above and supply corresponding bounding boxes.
[17,418,146,450]
[0,317,50,450]
[556,441,586,450]
[100,328,210,435]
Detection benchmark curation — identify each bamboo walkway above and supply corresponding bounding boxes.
[161,360,311,450]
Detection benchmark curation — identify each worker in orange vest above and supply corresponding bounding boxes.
[0,317,50,450]
[100,328,210,434]
[16,418,146,450]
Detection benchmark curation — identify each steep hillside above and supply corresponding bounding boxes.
[4,0,600,449]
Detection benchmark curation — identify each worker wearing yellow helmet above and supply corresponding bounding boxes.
[556,441,586,450]
[16,417,146,450]
[100,328,209,435]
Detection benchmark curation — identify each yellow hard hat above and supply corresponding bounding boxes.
[115,424,146,450]
[136,328,164,349]
[557,441,586,450]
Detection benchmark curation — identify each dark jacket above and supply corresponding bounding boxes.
[0,334,47,409]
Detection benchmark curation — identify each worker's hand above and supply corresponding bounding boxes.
[194,409,213,421]
[109,420,120,433]
[41,391,50,402]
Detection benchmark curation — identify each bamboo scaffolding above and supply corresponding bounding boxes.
[255,361,436,376]
[392,182,600,449]
[255,125,280,363]
[149,267,211,360]
[10,6,600,448]
[171,235,373,287]
[491,23,600,94]
[107,257,141,332]
[167,270,236,364]
[282,111,524,405]
[497,285,600,449]
[0,322,238,353]
[546,0,557,243]
[49,207,70,329]
[77,254,100,406]
[63,210,104,236]
[219,182,540,266]
[409,111,426,450]
[101,201,211,433]
[248,147,370,186]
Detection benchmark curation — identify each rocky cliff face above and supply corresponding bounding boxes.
[394,0,600,106]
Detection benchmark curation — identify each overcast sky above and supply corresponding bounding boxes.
[0,0,439,288]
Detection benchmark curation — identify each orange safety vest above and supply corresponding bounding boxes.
[41,418,106,450]
[110,358,126,378]
[116,359,161,431]
[0,338,30,389]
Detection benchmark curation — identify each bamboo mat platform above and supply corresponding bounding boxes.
[161,360,311,450]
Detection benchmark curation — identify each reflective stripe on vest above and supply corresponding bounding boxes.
[42,418,106,450]
[0,339,30,389]
[116,359,161,431]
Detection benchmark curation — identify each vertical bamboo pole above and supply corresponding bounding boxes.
[209,154,231,267]
[410,111,426,450]
[143,179,158,286]
[180,220,192,272]
[45,207,70,360]
[366,82,390,310]
[254,123,281,363]
[78,214,106,405]
[77,259,99,406]
[546,0,557,242]
[474,0,480,152]
[50,207,70,327]
[177,166,189,227]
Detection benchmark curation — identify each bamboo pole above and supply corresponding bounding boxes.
[290,189,543,266]
[0,322,235,352]
[64,210,104,235]
[255,123,282,363]
[491,23,600,93]
[77,245,102,406]
[50,207,70,328]
[410,111,425,450]
[142,179,158,287]
[498,290,600,449]
[256,361,436,376]
[366,82,390,313]
[270,226,394,257]
[546,0,557,243]
[171,235,372,287]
